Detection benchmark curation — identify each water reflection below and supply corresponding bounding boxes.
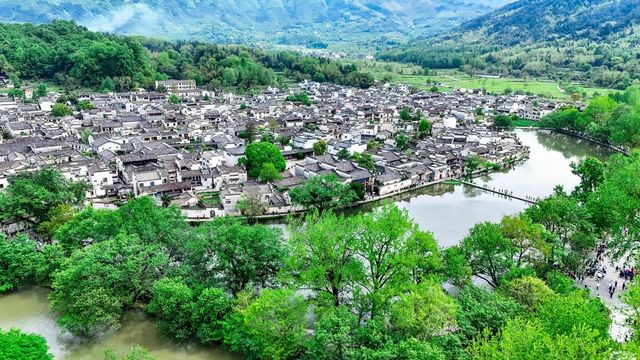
[1,130,613,359]
[268,130,613,247]
[0,288,237,360]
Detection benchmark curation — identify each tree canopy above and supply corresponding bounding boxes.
[242,142,286,179]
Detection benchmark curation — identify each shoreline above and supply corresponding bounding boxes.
[514,127,628,155]
[188,151,531,222]
[188,127,622,223]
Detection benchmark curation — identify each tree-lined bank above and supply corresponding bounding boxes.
[2,129,640,359]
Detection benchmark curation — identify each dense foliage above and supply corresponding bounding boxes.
[0,328,52,360]
[540,86,640,148]
[241,141,286,179]
[289,174,358,211]
[378,0,640,89]
[2,144,640,358]
[0,21,374,92]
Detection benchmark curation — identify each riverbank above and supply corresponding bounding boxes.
[0,288,238,360]
[189,148,531,223]
[514,127,629,155]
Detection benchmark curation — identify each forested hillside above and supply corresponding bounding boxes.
[379,0,640,89]
[0,0,512,50]
[0,21,374,92]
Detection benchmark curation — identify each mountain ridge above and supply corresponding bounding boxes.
[378,0,640,89]
[0,0,514,49]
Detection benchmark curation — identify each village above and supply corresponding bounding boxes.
[0,78,566,221]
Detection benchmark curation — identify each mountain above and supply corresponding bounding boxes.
[0,20,376,91]
[0,0,513,50]
[378,0,640,89]
[453,0,640,45]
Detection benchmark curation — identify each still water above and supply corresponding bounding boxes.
[0,288,238,360]
[0,129,613,359]
[347,129,612,247]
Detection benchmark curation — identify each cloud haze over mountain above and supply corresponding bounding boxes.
[0,0,515,47]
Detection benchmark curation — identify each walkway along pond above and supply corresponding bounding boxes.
[0,129,614,359]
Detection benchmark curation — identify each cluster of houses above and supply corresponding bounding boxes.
[0,80,565,220]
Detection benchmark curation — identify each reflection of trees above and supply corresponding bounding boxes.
[339,183,457,218]
[462,184,483,198]
[535,131,610,160]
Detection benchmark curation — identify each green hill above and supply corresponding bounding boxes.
[0,21,373,92]
[378,0,640,89]
[0,0,512,50]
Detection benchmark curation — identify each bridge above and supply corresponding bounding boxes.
[459,180,538,205]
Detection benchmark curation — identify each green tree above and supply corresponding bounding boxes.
[289,174,357,212]
[608,105,640,148]
[9,74,20,88]
[243,142,286,178]
[337,148,351,160]
[168,94,180,104]
[35,204,75,240]
[0,235,42,292]
[313,140,327,156]
[456,286,522,341]
[570,157,606,197]
[622,279,640,336]
[464,155,485,178]
[7,89,24,99]
[418,119,431,138]
[50,233,169,336]
[286,211,363,308]
[235,194,266,221]
[53,197,189,258]
[0,328,52,360]
[492,114,514,130]
[498,215,546,267]
[286,92,312,106]
[224,288,308,359]
[76,100,95,111]
[305,306,359,359]
[80,128,92,144]
[192,287,234,344]
[258,162,282,183]
[0,168,88,226]
[499,276,554,312]
[366,140,380,150]
[51,103,73,117]
[458,222,514,288]
[188,217,284,294]
[469,318,612,360]
[525,189,595,270]
[351,152,376,174]
[353,205,435,317]
[538,291,610,338]
[389,282,457,340]
[147,278,194,341]
[35,84,47,98]
[399,108,412,121]
[395,134,409,150]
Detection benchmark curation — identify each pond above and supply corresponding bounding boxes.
[345,129,613,247]
[0,288,238,360]
[0,129,613,359]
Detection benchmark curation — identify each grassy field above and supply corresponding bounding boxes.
[358,61,615,100]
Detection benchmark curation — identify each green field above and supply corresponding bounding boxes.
[359,61,615,100]
[198,191,221,207]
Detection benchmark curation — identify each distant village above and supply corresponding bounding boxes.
[0,77,568,220]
